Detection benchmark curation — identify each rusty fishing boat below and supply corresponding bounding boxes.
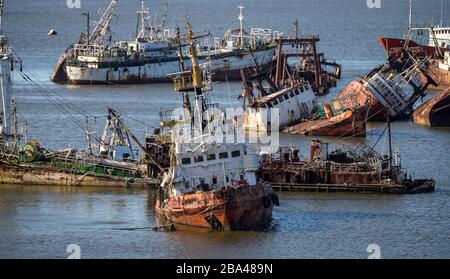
[337,50,436,122]
[261,129,435,194]
[155,22,278,230]
[53,2,276,84]
[284,96,369,137]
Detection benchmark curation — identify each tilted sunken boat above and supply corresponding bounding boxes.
[337,50,437,122]
[240,64,316,132]
[284,94,369,137]
[155,22,279,230]
[413,88,450,127]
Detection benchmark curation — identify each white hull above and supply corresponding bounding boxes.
[66,48,276,84]
[243,84,317,131]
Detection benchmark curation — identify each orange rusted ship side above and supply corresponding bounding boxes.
[413,89,450,127]
[156,183,276,230]
[284,105,368,137]
[338,81,386,122]
[429,64,450,91]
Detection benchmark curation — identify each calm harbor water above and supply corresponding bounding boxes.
[1,0,450,258]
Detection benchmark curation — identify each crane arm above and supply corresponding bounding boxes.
[109,109,164,172]
[89,0,118,45]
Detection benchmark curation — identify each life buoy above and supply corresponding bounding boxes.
[263,196,271,209]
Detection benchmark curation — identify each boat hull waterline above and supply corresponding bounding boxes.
[156,183,276,230]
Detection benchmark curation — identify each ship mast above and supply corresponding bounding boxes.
[238,6,245,47]
[404,0,413,50]
[170,22,210,133]
[187,21,208,132]
[159,0,169,31]
[0,0,3,35]
[82,12,90,46]
[0,0,13,145]
[136,0,150,39]
[175,26,192,121]
[408,0,413,32]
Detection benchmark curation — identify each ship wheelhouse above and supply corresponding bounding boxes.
[430,27,450,48]
[169,141,260,196]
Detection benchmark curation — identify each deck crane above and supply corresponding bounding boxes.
[86,0,118,46]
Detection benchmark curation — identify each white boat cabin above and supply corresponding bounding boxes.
[243,83,316,131]
[166,141,260,196]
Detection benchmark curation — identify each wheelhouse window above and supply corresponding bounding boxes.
[284,94,289,100]
[207,154,216,161]
[231,150,241,158]
[194,155,204,163]
[219,152,229,159]
[181,158,191,165]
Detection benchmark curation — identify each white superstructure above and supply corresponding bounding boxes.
[65,5,277,84]
[0,0,13,141]
[439,51,450,70]
[429,27,450,49]
[243,83,316,131]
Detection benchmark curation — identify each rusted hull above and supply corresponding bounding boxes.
[263,164,380,185]
[261,161,435,194]
[429,64,450,90]
[284,106,367,137]
[156,183,275,230]
[50,50,71,83]
[338,81,387,122]
[0,161,154,188]
[413,88,450,127]
[270,181,435,194]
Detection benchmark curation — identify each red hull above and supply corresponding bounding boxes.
[156,183,276,230]
[379,37,450,60]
